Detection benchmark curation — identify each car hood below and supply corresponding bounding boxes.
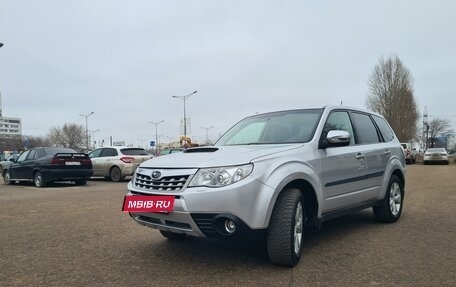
[139,144,303,168]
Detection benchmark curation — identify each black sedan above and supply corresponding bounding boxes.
[2,147,93,187]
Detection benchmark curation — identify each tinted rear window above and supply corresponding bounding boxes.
[121,148,149,156]
[43,147,77,155]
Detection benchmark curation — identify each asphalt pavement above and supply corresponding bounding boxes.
[0,166,455,287]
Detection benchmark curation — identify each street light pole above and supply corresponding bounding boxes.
[149,120,164,156]
[89,129,100,149]
[79,112,94,151]
[201,126,214,145]
[172,91,197,145]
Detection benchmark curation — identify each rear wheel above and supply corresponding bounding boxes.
[373,175,404,223]
[109,166,123,182]
[159,230,188,240]
[34,172,46,188]
[3,170,13,185]
[267,188,304,266]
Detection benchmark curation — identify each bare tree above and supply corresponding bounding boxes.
[48,123,85,151]
[427,118,453,148]
[25,135,52,148]
[366,55,419,142]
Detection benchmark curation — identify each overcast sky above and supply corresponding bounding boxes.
[1,0,455,148]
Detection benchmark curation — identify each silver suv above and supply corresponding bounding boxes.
[125,106,406,266]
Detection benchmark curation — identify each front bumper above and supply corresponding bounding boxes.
[126,174,275,238]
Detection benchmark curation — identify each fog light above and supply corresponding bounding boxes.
[224,219,236,234]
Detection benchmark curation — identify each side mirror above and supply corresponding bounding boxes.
[9,158,16,163]
[326,130,351,147]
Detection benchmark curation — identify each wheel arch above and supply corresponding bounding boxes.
[282,179,319,228]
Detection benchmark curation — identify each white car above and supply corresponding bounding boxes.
[423,148,449,165]
[89,147,153,181]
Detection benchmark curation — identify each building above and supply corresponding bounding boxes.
[0,93,23,152]
[0,117,22,139]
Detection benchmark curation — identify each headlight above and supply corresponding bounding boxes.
[189,164,253,188]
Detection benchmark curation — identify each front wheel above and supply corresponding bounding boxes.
[373,175,404,223]
[267,188,304,266]
[34,172,46,188]
[3,170,13,185]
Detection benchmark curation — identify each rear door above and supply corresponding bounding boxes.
[349,112,385,200]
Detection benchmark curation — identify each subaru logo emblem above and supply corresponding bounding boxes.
[151,171,161,179]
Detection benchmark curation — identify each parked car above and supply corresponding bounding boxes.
[124,106,406,266]
[88,147,153,182]
[423,148,449,165]
[2,147,93,187]
[400,143,416,164]
[0,154,19,174]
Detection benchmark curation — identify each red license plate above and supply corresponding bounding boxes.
[122,195,175,212]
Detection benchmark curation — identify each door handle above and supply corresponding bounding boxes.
[384,150,391,156]
[355,153,365,160]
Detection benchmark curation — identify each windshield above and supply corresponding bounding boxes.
[426,148,446,153]
[216,109,323,146]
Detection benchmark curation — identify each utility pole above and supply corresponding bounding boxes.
[79,112,94,151]
[172,91,197,146]
[423,106,429,150]
[201,126,214,145]
[149,120,164,156]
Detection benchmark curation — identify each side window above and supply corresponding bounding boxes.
[372,115,395,142]
[100,148,118,157]
[89,149,102,158]
[27,150,37,160]
[36,149,46,159]
[322,111,355,145]
[16,151,30,163]
[350,112,380,144]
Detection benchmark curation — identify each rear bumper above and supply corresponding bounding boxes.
[41,169,93,182]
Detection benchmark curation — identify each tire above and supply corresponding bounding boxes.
[109,166,123,182]
[159,230,188,240]
[3,170,13,185]
[267,188,304,266]
[373,175,404,223]
[34,172,46,188]
[75,179,87,186]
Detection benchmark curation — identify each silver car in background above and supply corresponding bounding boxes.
[125,106,406,266]
[423,148,449,165]
[89,147,152,181]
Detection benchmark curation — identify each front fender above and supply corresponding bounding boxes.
[251,159,322,227]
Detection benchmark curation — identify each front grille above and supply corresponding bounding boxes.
[134,173,190,191]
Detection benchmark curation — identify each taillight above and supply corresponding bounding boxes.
[51,157,63,165]
[120,157,135,163]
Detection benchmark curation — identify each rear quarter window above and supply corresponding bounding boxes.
[372,115,395,142]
